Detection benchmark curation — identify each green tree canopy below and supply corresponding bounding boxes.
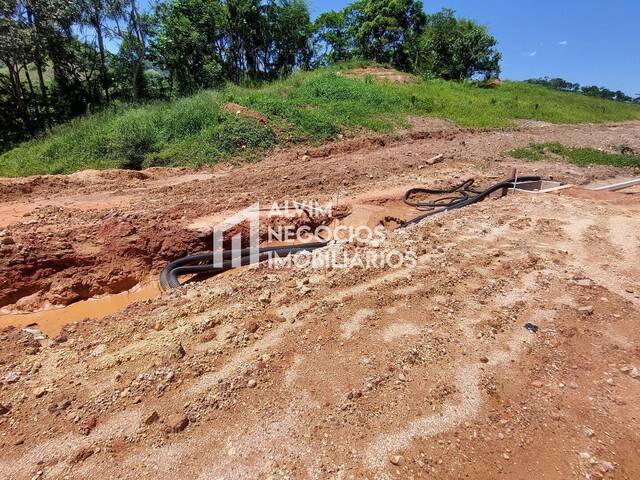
[314,10,352,63]
[413,8,501,80]
[315,0,426,70]
[153,0,312,94]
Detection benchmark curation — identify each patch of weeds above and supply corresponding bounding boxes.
[107,109,161,169]
[509,142,640,167]
[204,115,277,156]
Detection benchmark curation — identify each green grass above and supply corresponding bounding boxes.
[510,142,640,167]
[2,65,640,177]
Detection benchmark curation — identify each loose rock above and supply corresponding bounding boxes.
[165,414,189,433]
[143,411,160,425]
[69,447,94,464]
[259,290,271,304]
[33,387,48,399]
[4,372,20,384]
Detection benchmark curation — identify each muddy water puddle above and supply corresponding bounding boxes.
[0,283,161,336]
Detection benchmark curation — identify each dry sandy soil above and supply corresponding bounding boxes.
[0,119,639,479]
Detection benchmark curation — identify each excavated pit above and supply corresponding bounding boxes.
[0,198,413,334]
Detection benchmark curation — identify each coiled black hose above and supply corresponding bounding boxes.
[403,178,481,211]
[400,176,540,227]
[160,176,540,289]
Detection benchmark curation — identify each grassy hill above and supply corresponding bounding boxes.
[2,65,640,177]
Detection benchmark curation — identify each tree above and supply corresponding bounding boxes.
[314,10,352,64]
[350,0,426,69]
[526,77,580,92]
[48,35,103,116]
[79,0,112,102]
[414,9,501,80]
[112,0,153,100]
[314,0,426,70]
[152,0,313,93]
[267,0,314,76]
[526,78,636,103]
[153,0,227,95]
[0,9,42,147]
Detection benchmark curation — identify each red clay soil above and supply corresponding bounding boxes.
[1,121,637,311]
[0,120,639,480]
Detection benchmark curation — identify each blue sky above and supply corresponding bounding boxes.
[309,0,640,95]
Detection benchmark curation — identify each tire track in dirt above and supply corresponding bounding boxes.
[560,210,640,306]
[363,267,540,476]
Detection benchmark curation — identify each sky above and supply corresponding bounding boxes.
[308,0,640,95]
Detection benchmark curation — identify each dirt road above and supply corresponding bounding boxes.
[0,120,639,479]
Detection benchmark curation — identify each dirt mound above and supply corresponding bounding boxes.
[221,103,271,125]
[340,66,418,84]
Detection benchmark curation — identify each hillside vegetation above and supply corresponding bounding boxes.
[1,66,640,177]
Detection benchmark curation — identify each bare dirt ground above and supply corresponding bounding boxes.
[0,120,639,479]
[338,66,418,84]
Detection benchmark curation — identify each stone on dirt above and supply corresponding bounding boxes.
[244,320,259,333]
[79,416,98,436]
[259,290,271,304]
[143,411,160,425]
[32,386,48,398]
[426,154,445,165]
[4,371,20,383]
[69,447,94,464]
[165,343,186,361]
[165,414,189,433]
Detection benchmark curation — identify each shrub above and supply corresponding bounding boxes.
[108,109,161,169]
[164,92,222,139]
[204,115,277,156]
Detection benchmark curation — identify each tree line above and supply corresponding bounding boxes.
[0,0,534,152]
[526,77,640,104]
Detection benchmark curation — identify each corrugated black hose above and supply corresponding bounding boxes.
[159,176,540,289]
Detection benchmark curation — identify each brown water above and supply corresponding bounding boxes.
[0,283,161,336]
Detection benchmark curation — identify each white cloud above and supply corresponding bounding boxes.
[529,51,537,57]
[558,40,568,45]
